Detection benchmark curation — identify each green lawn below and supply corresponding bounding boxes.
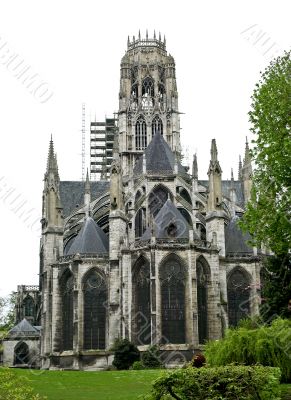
[9,369,291,400]
[12,369,162,400]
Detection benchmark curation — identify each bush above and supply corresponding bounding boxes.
[112,338,140,370]
[141,345,163,369]
[205,318,291,382]
[0,368,45,400]
[132,360,145,370]
[145,365,281,400]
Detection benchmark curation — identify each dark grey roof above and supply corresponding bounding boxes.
[199,180,244,207]
[133,132,188,178]
[9,318,39,336]
[225,216,253,255]
[66,217,109,255]
[59,181,110,217]
[142,199,196,240]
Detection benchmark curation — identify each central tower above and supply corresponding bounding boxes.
[118,31,182,175]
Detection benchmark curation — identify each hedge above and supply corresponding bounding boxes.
[145,365,281,400]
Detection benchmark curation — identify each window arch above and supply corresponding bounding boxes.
[135,116,147,150]
[152,116,163,137]
[149,185,172,217]
[196,258,210,344]
[83,269,107,350]
[227,268,251,327]
[159,255,186,344]
[23,296,34,317]
[60,271,74,351]
[14,342,29,365]
[142,77,154,97]
[132,257,151,345]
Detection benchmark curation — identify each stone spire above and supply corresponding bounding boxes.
[242,137,253,205]
[192,153,198,180]
[207,139,222,211]
[238,155,243,180]
[46,135,59,180]
[229,168,237,216]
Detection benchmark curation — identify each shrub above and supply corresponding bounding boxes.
[141,345,163,369]
[132,360,145,370]
[0,368,45,400]
[112,338,140,370]
[145,365,281,400]
[205,318,291,382]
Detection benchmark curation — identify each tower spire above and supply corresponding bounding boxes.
[192,153,198,179]
[238,155,242,180]
[210,139,218,162]
[46,135,59,179]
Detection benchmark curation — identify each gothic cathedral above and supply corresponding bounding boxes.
[3,33,262,370]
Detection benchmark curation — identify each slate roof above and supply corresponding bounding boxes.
[66,217,109,256]
[9,318,39,336]
[59,181,110,218]
[225,216,253,255]
[200,180,244,207]
[141,199,198,240]
[133,132,188,178]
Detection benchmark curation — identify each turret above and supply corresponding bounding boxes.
[205,139,226,256]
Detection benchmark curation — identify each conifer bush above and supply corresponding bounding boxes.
[111,338,140,370]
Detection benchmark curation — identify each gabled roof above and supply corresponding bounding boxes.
[225,216,253,255]
[133,132,188,177]
[141,199,196,240]
[66,217,109,256]
[9,318,39,336]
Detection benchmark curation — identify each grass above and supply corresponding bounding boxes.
[8,369,291,399]
[12,368,162,400]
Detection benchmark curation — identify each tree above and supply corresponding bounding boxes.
[111,338,140,370]
[240,51,291,319]
[240,50,291,256]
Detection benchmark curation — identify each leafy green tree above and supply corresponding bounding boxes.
[111,338,140,370]
[240,50,291,256]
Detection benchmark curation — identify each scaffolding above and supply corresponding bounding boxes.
[82,103,86,181]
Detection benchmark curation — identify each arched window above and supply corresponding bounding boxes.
[142,77,154,97]
[83,270,107,350]
[14,341,29,365]
[23,296,34,317]
[227,268,251,327]
[149,185,172,217]
[152,116,163,137]
[160,255,186,344]
[61,272,74,351]
[196,260,209,343]
[132,257,151,345]
[135,208,146,238]
[135,117,147,150]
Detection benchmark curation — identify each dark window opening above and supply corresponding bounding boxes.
[23,296,34,317]
[152,116,163,137]
[132,258,151,345]
[227,269,251,327]
[135,208,146,238]
[197,261,208,343]
[14,342,29,365]
[135,117,147,150]
[160,257,185,344]
[149,186,171,217]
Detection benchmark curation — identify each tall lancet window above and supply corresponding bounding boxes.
[61,272,74,351]
[83,270,107,350]
[142,77,154,110]
[227,268,251,327]
[132,257,151,345]
[135,117,147,150]
[197,260,209,344]
[160,255,186,344]
[152,116,163,137]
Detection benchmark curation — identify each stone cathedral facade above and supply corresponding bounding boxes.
[4,33,262,370]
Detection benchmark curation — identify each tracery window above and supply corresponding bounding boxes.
[83,270,107,350]
[132,258,151,345]
[23,296,34,317]
[61,272,74,351]
[197,260,208,343]
[141,77,154,110]
[135,117,147,150]
[14,342,29,365]
[160,256,186,344]
[152,116,163,137]
[227,268,251,327]
[135,208,146,238]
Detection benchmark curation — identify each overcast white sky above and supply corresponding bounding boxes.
[0,0,290,297]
